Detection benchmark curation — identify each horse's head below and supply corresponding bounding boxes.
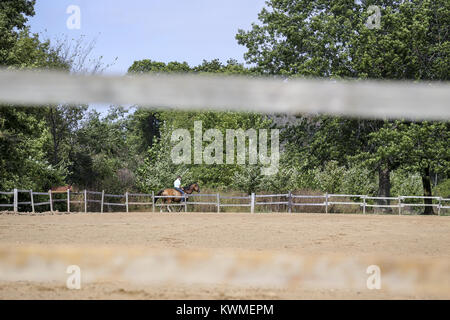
[192,183,200,193]
[186,183,200,193]
[183,183,200,194]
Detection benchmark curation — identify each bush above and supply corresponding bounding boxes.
[434,179,450,198]
[341,164,377,196]
[313,161,345,194]
[390,170,423,197]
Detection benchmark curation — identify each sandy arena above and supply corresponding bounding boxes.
[0,212,449,299]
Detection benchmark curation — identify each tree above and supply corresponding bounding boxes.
[396,121,449,214]
[70,106,134,192]
[46,105,87,166]
[51,35,117,74]
[128,59,272,193]
[44,35,116,175]
[354,121,405,209]
[237,0,448,79]
[236,0,363,77]
[136,121,191,193]
[0,0,35,65]
[128,59,191,74]
[237,0,449,211]
[0,1,117,194]
[127,108,160,155]
[0,1,71,191]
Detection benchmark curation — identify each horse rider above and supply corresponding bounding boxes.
[174,175,185,201]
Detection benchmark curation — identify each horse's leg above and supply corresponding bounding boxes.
[163,199,170,212]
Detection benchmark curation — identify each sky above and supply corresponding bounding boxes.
[28,0,267,75]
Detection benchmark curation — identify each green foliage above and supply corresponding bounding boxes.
[237,0,449,80]
[69,107,136,192]
[260,166,307,193]
[128,58,255,76]
[129,59,272,193]
[341,163,377,196]
[136,122,191,193]
[134,110,274,193]
[396,121,450,176]
[390,170,423,197]
[0,0,71,191]
[127,108,160,154]
[232,165,264,194]
[351,0,449,80]
[128,59,191,74]
[434,179,450,198]
[237,0,449,210]
[0,0,35,65]
[0,106,67,190]
[313,161,346,194]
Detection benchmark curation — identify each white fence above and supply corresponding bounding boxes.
[0,189,449,215]
[2,245,450,296]
[1,70,448,215]
[0,69,449,120]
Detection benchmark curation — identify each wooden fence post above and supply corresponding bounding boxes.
[30,190,35,213]
[250,193,255,213]
[101,190,104,213]
[184,194,188,212]
[125,192,129,213]
[216,193,220,213]
[67,188,70,213]
[49,190,53,212]
[288,191,292,213]
[325,193,329,214]
[398,196,402,215]
[13,188,18,212]
[152,191,155,213]
[84,190,87,213]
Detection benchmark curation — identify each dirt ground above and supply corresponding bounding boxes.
[0,212,449,299]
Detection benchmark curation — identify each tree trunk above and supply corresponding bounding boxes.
[421,166,434,215]
[49,107,59,165]
[377,167,392,213]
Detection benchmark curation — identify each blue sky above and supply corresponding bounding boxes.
[28,0,267,75]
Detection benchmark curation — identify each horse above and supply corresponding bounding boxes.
[50,185,73,193]
[156,183,200,212]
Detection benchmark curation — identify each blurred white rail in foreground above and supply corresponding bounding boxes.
[0,69,449,120]
[0,245,449,296]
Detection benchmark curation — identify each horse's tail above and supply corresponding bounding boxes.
[155,189,164,202]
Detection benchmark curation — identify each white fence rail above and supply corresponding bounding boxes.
[0,188,449,215]
[1,69,449,120]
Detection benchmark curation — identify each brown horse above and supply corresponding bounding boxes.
[156,183,200,212]
[50,185,73,193]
